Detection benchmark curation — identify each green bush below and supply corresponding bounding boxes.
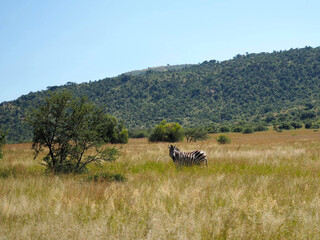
[273,124,282,132]
[232,126,243,132]
[254,125,269,132]
[278,122,293,130]
[97,117,128,144]
[148,120,184,142]
[219,126,230,133]
[184,127,210,142]
[305,122,312,129]
[116,127,129,143]
[216,135,231,144]
[242,127,254,134]
[291,122,303,129]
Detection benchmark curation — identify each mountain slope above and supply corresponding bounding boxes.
[1,46,320,142]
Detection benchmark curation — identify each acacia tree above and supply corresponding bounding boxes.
[0,129,6,159]
[27,91,126,173]
[184,127,210,142]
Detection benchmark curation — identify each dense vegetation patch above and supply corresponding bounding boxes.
[1,46,320,142]
[148,120,184,142]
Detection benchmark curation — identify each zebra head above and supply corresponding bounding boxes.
[168,145,179,162]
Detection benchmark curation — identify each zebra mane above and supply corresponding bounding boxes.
[169,145,180,152]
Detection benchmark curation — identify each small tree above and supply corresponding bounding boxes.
[216,135,231,144]
[97,116,128,144]
[273,123,282,132]
[242,127,254,134]
[219,126,230,133]
[291,122,303,130]
[27,91,123,173]
[0,129,6,159]
[305,122,313,129]
[254,124,268,132]
[232,126,243,133]
[148,120,184,142]
[278,122,292,130]
[184,127,210,142]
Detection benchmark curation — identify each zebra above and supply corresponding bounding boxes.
[168,145,207,169]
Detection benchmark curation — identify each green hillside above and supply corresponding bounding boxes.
[123,64,194,76]
[1,46,320,142]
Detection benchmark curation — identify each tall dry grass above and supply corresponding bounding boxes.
[0,129,320,239]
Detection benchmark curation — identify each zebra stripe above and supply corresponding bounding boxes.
[169,145,207,169]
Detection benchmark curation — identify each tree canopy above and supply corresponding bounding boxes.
[148,120,184,142]
[184,127,210,142]
[27,91,127,173]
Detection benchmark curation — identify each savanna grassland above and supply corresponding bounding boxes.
[1,129,320,239]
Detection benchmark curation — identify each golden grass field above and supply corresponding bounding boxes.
[1,129,320,239]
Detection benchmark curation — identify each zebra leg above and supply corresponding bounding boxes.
[175,162,181,171]
[200,160,207,168]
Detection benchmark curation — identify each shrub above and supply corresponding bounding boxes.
[273,124,282,132]
[115,126,129,144]
[305,122,312,129]
[148,120,184,142]
[220,126,230,133]
[242,127,254,134]
[232,126,243,133]
[291,122,303,129]
[97,117,128,144]
[278,122,292,130]
[184,127,210,142]
[216,135,231,144]
[254,125,269,132]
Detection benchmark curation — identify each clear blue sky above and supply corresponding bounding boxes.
[1,0,319,102]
